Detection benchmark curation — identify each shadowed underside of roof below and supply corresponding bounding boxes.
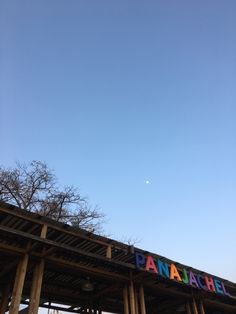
[0,201,235,314]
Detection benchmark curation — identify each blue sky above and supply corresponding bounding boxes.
[1,0,236,285]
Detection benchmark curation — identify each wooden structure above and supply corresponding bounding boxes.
[0,201,235,314]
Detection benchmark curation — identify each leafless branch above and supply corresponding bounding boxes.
[0,161,104,234]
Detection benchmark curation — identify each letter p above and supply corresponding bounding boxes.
[135,252,145,269]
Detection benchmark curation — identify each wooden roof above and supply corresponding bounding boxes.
[0,201,235,313]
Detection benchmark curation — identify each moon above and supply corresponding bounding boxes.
[145,180,150,184]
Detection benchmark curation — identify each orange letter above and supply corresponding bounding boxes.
[170,263,182,281]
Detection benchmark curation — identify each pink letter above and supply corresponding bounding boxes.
[145,256,158,273]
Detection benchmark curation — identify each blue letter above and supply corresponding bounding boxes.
[157,260,169,278]
[135,252,145,269]
[214,279,224,295]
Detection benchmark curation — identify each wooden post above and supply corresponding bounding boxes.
[192,298,198,314]
[40,224,47,239]
[199,300,205,314]
[134,287,139,314]
[27,224,47,313]
[9,254,29,314]
[27,259,45,314]
[123,286,129,314]
[0,283,11,314]
[129,281,136,314]
[139,284,146,314]
[106,245,112,259]
[186,302,192,314]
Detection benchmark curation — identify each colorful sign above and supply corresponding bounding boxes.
[135,251,231,297]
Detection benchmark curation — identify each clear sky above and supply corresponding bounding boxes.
[1,0,236,291]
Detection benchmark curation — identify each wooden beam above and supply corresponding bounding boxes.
[0,243,26,255]
[192,298,198,314]
[139,285,146,314]
[106,245,112,259]
[199,300,205,314]
[204,298,236,312]
[129,281,136,314]
[0,205,125,249]
[145,282,192,299]
[0,225,135,270]
[134,287,139,314]
[123,286,129,314]
[8,254,29,314]
[0,206,44,226]
[0,283,11,314]
[28,259,45,314]
[40,224,48,239]
[46,256,129,281]
[93,284,119,298]
[186,302,192,314]
[25,222,47,314]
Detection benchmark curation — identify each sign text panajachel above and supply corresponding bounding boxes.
[135,251,231,297]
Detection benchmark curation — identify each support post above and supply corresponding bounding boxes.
[199,300,205,314]
[186,302,192,314]
[129,281,136,314]
[40,224,48,239]
[123,286,129,314]
[27,259,45,314]
[134,287,139,314]
[106,245,112,259]
[0,283,11,314]
[9,254,29,314]
[192,298,199,314]
[139,284,146,314]
[27,224,47,313]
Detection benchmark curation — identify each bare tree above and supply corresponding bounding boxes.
[0,161,104,233]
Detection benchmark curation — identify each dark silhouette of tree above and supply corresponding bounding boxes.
[0,161,104,233]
